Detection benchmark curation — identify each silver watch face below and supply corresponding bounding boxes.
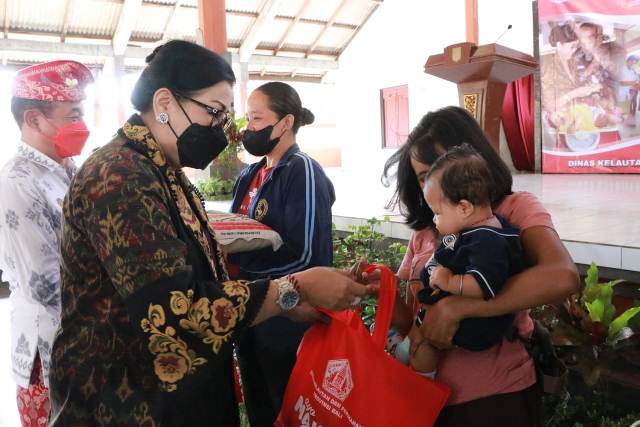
[280,289,300,310]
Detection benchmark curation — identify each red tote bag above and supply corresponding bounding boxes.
[276,264,450,427]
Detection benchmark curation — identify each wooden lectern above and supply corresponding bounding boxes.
[424,43,537,149]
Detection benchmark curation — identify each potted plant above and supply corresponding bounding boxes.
[198,113,248,201]
[212,112,247,181]
[534,262,640,417]
[332,217,407,330]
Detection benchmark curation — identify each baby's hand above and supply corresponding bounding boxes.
[429,266,454,293]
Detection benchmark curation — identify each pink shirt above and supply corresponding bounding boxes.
[397,227,439,315]
[397,191,555,405]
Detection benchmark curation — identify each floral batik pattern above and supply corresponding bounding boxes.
[16,353,49,427]
[48,114,269,426]
[0,142,74,390]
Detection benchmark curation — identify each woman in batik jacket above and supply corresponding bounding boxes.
[48,40,365,427]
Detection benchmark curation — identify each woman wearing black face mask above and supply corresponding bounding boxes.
[230,82,336,426]
[48,41,366,427]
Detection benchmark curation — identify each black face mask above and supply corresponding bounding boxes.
[241,118,283,157]
[168,102,229,169]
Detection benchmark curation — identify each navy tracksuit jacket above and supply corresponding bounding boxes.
[229,144,335,281]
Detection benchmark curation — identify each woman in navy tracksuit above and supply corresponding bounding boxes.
[230,82,335,426]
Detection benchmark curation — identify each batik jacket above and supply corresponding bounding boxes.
[49,115,269,426]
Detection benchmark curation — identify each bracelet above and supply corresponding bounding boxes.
[458,274,464,295]
[287,274,300,291]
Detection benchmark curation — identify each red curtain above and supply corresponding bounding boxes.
[502,74,535,171]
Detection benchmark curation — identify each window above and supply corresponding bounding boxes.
[380,84,409,148]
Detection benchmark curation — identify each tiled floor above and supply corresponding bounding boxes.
[324,169,640,249]
[322,170,640,272]
[208,171,640,271]
[516,174,640,248]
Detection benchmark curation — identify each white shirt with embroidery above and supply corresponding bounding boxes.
[0,142,76,389]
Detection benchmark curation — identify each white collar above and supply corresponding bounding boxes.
[17,141,76,177]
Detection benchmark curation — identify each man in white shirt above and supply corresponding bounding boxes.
[0,60,92,427]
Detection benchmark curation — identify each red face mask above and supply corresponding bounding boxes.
[52,121,90,158]
[39,117,90,158]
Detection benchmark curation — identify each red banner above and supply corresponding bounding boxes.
[538,0,640,173]
[539,0,640,19]
[543,138,640,173]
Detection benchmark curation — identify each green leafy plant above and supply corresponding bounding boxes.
[575,262,639,345]
[198,114,249,201]
[536,263,640,349]
[332,217,407,329]
[332,217,407,272]
[212,112,247,181]
[543,391,640,427]
[533,262,640,392]
[196,175,235,201]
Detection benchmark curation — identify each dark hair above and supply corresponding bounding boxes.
[131,40,235,112]
[255,81,314,133]
[426,143,495,207]
[578,22,603,37]
[10,97,54,127]
[548,23,578,47]
[382,106,512,230]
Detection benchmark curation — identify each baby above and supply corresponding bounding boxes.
[407,144,524,378]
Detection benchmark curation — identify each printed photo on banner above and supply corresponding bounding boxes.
[538,0,640,173]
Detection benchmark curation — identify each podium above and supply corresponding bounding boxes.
[424,42,537,149]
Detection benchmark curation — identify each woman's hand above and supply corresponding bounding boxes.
[347,256,368,283]
[296,267,368,310]
[429,266,453,293]
[338,257,385,296]
[342,256,381,286]
[419,295,469,349]
[283,301,330,324]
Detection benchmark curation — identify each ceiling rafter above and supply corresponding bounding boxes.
[112,0,143,56]
[249,71,322,83]
[227,9,357,30]
[305,0,349,58]
[0,38,338,71]
[161,0,181,40]
[3,0,9,39]
[142,0,196,8]
[1,0,384,83]
[239,0,284,63]
[274,0,311,56]
[61,0,74,42]
[335,1,381,56]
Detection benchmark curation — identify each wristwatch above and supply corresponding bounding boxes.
[275,276,300,311]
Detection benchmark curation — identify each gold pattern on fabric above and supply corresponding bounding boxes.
[79,368,97,400]
[132,403,156,427]
[175,170,230,280]
[222,280,250,319]
[140,280,251,388]
[140,303,207,392]
[115,370,134,403]
[170,282,250,354]
[120,121,229,281]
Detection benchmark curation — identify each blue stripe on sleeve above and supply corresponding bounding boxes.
[245,153,316,276]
